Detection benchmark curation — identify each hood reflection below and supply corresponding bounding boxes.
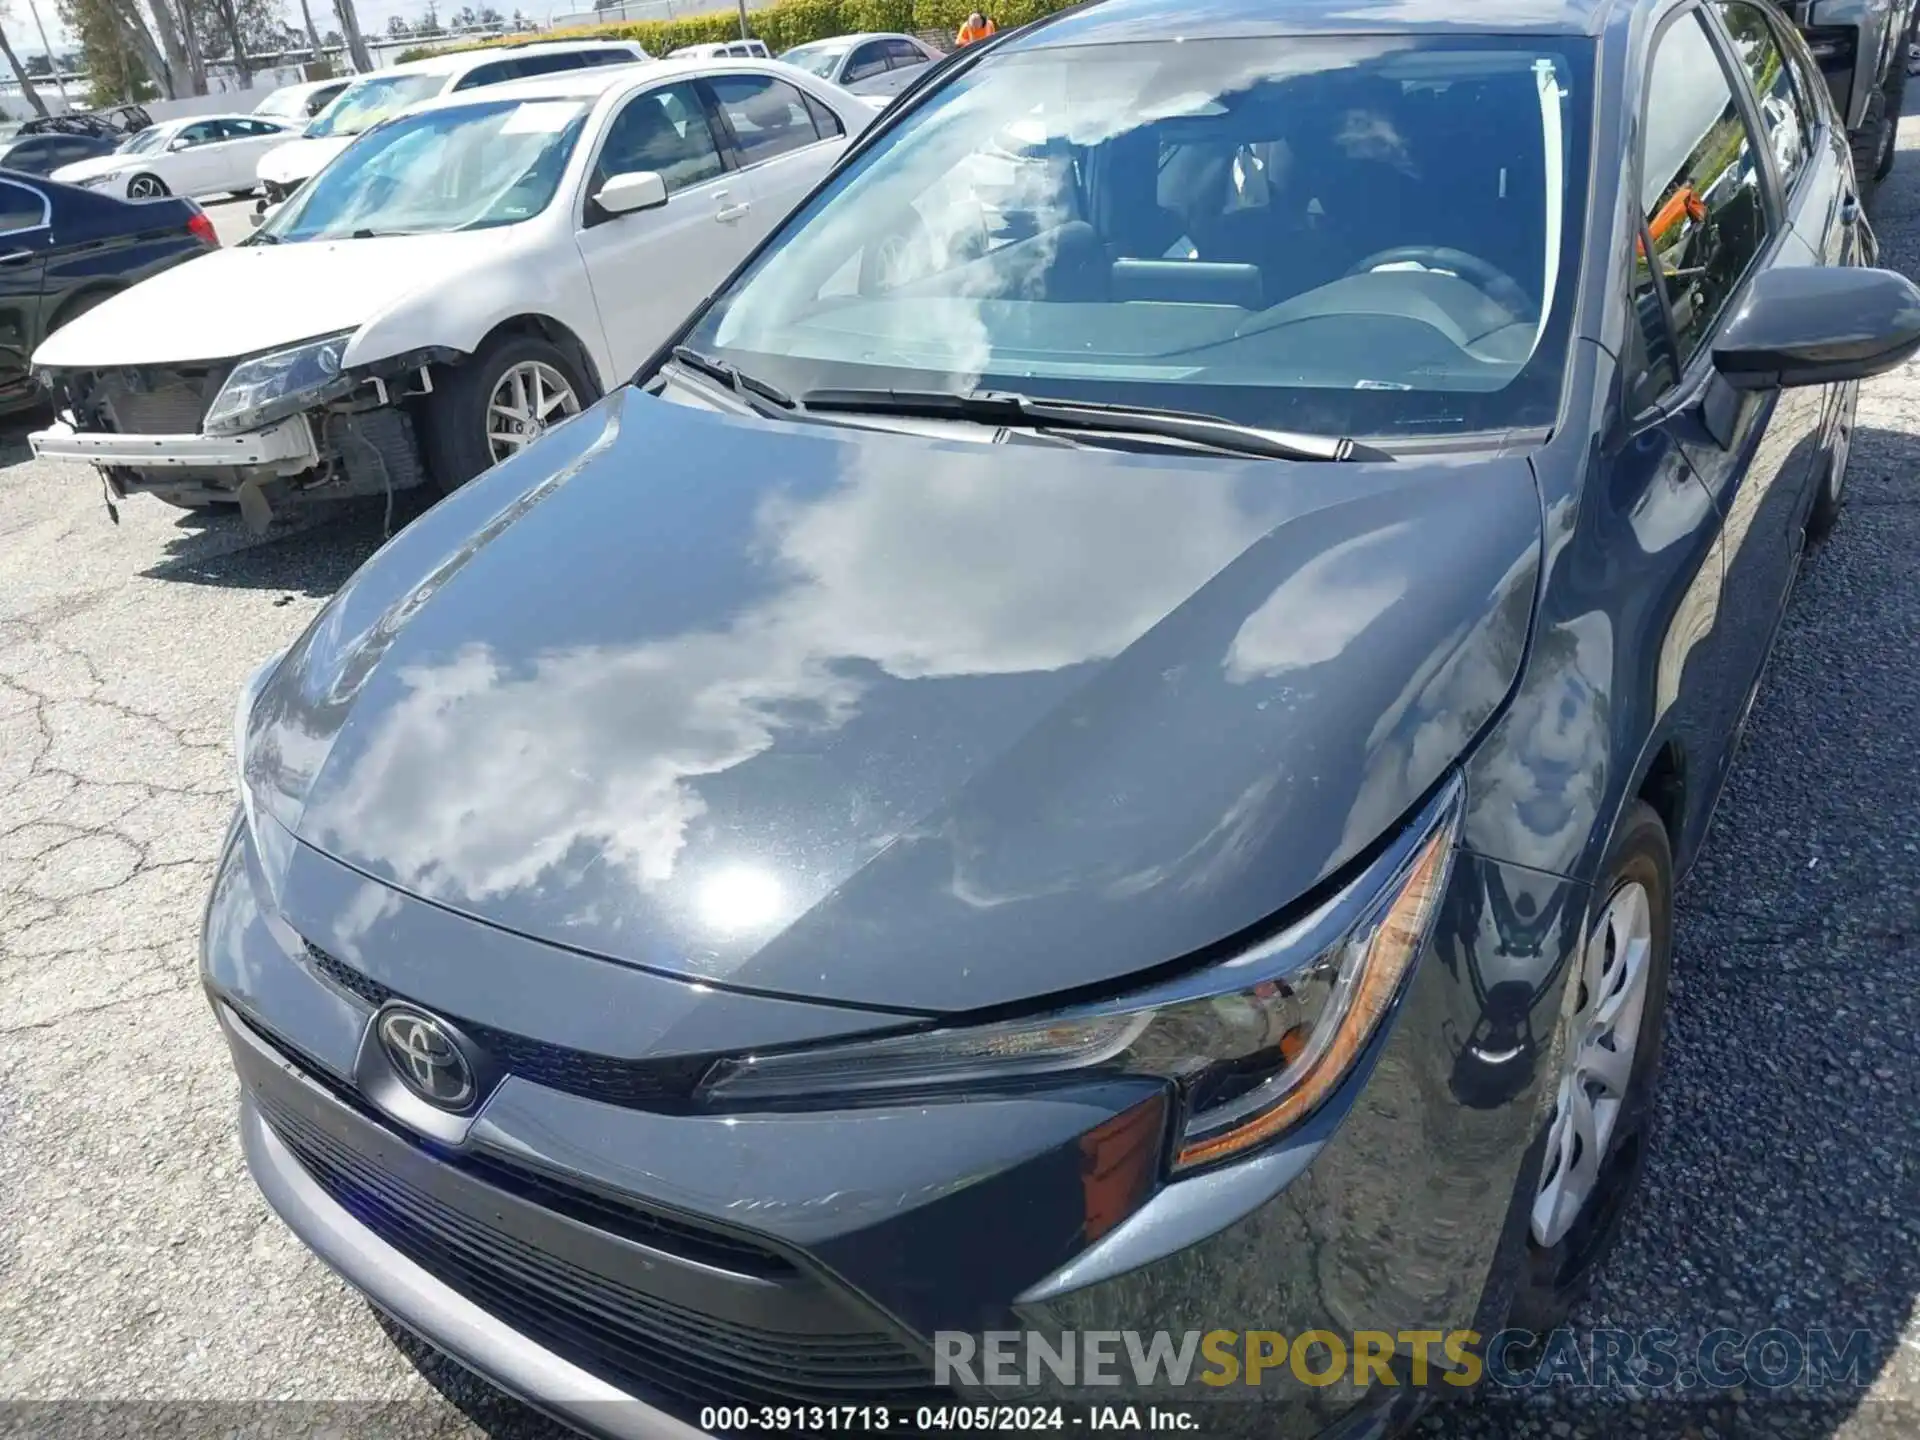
[300,413,1285,946]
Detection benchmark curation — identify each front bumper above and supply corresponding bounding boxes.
[28,414,318,471]
[238,1085,705,1440]
[205,815,1589,1436]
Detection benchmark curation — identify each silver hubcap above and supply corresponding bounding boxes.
[1828,390,1855,504]
[129,177,161,198]
[486,360,580,463]
[1531,880,1653,1249]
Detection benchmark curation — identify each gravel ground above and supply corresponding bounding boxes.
[2,138,1919,1440]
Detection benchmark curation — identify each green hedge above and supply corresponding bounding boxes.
[395,0,1074,64]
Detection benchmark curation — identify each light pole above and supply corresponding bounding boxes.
[735,0,749,39]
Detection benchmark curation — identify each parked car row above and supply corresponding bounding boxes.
[16,3,1920,1435]
[28,57,872,520]
[256,40,653,202]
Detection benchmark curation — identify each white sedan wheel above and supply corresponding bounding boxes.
[486,360,582,463]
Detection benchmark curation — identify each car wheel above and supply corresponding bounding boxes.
[46,287,114,334]
[1876,64,1906,182]
[1808,381,1858,542]
[422,332,593,495]
[1509,799,1674,1332]
[126,173,168,199]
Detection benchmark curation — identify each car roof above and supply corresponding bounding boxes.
[402,54,814,113]
[160,112,292,128]
[1012,0,1616,47]
[267,76,346,97]
[388,37,646,76]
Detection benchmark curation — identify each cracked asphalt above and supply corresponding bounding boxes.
[3,141,1920,1440]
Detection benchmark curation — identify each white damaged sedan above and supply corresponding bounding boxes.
[30,59,871,521]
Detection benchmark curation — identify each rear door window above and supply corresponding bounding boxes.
[708,74,829,166]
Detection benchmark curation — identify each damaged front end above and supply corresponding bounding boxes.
[30,334,452,530]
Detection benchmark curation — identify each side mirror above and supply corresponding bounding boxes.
[1713,265,1920,390]
[168,136,190,152]
[248,204,279,228]
[594,170,667,216]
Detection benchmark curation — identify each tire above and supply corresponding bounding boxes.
[1808,380,1858,542]
[421,331,595,496]
[126,173,169,199]
[1876,63,1906,182]
[46,287,115,335]
[1508,799,1674,1333]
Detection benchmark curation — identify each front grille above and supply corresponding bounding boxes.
[256,1090,944,1411]
[302,942,710,1108]
[75,365,230,435]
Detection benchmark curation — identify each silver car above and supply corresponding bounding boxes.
[779,31,941,97]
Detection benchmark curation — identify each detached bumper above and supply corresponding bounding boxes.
[28,414,318,471]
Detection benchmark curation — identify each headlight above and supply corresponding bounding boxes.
[234,649,297,909]
[700,779,1462,1172]
[203,331,355,435]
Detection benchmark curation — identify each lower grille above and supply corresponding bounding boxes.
[257,1091,943,1411]
[78,365,229,435]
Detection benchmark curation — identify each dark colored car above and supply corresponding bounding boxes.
[0,169,215,411]
[17,104,152,139]
[208,0,1919,1434]
[0,131,121,177]
[1779,0,1918,200]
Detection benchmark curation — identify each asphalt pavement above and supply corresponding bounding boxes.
[2,152,1919,1440]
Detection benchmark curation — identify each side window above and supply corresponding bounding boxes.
[844,41,889,82]
[1715,1,1811,191]
[0,180,44,232]
[709,74,823,166]
[519,51,588,77]
[453,61,518,91]
[883,38,924,68]
[592,81,725,199]
[1638,11,1771,371]
[175,123,218,148]
[800,90,843,139]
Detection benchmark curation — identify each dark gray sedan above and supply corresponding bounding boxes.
[209,0,1920,1434]
[779,31,940,97]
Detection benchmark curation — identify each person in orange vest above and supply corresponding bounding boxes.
[957,11,996,44]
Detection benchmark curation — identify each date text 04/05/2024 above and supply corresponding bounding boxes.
[698,1405,1201,1432]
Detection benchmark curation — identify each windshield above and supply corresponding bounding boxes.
[117,127,168,155]
[691,35,1592,439]
[780,43,848,78]
[305,72,447,138]
[262,97,587,241]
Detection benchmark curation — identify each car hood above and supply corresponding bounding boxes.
[258,135,350,184]
[257,390,1542,1015]
[32,232,514,369]
[50,153,131,183]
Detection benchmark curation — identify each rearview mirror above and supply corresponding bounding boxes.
[594,170,667,216]
[1713,265,1920,390]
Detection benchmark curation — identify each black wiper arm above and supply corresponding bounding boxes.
[797,388,1385,462]
[670,346,793,411]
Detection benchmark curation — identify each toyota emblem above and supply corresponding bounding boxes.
[376,1007,476,1110]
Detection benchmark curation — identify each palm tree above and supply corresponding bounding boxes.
[0,12,49,116]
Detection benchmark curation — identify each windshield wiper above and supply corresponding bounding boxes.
[796,388,1387,462]
[670,345,794,411]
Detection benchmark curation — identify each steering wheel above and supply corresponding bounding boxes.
[1346,246,1532,320]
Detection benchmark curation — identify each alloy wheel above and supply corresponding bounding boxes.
[1530,879,1654,1249]
[485,360,581,463]
[1828,388,1855,506]
[127,175,164,199]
